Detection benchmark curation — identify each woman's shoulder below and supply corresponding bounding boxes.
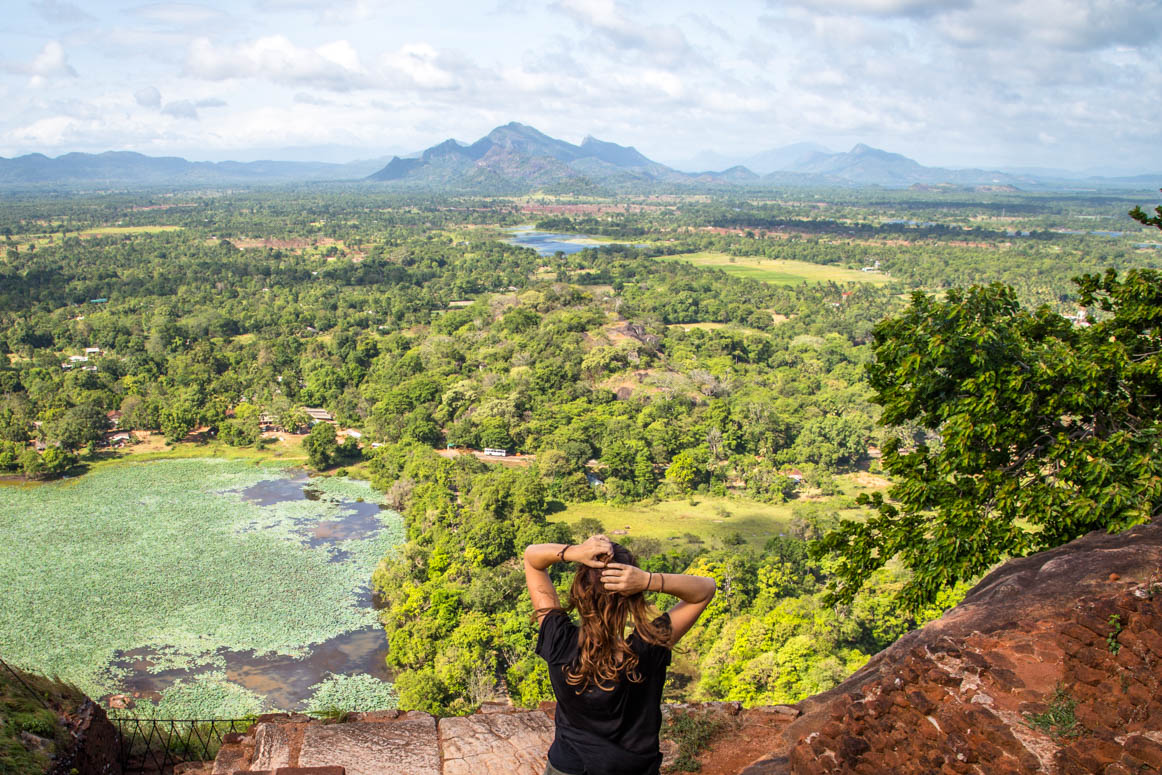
[535,608,578,663]
[630,612,673,655]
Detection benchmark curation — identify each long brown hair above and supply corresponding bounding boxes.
[562,543,671,693]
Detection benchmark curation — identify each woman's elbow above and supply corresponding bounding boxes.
[700,578,717,603]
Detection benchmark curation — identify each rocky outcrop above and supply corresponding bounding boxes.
[47,700,122,775]
[779,522,1162,774]
[210,702,796,775]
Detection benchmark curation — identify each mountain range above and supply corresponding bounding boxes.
[0,151,392,187]
[2,122,1157,191]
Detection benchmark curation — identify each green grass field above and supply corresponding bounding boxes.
[550,473,889,549]
[655,251,891,286]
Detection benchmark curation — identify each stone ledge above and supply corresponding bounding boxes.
[211,702,798,775]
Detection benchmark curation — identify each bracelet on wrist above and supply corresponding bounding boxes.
[557,544,572,562]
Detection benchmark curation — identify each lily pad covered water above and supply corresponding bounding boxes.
[0,459,402,717]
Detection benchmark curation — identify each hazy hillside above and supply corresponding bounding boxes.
[0,151,384,187]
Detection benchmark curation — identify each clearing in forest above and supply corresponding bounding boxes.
[654,251,892,286]
[549,480,880,549]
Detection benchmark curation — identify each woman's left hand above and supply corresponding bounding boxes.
[600,563,649,595]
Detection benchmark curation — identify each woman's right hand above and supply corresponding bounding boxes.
[573,534,613,567]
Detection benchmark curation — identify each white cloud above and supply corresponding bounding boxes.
[936,0,1162,50]
[778,0,969,18]
[31,0,97,24]
[553,0,701,68]
[294,92,334,105]
[135,85,162,107]
[11,41,80,87]
[251,0,381,24]
[161,99,198,119]
[380,44,463,90]
[128,2,231,29]
[184,35,370,90]
[33,41,78,78]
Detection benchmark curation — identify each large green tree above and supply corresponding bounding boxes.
[815,265,1162,609]
[303,421,339,469]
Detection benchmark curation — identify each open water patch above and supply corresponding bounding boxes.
[110,625,390,711]
[230,471,391,554]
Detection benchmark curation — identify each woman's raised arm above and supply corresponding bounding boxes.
[523,534,612,624]
[599,564,716,646]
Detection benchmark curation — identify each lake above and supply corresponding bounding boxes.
[0,459,402,716]
[506,226,644,256]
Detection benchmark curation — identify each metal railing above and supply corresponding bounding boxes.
[111,717,252,775]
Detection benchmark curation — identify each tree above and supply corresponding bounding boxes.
[19,448,45,478]
[40,445,77,477]
[303,421,338,469]
[45,404,108,450]
[665,449,704,493]
[119,394,154,431]
[1129,189,1162,230]
[815,268,1162,609]
[160,401,198,443]
[221,402,261,447]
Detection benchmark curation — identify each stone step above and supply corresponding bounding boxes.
[297,717,440,775]
[438,710,554,775]
[235,768,344,775]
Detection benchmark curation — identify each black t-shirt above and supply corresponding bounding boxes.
[535,609,672,775]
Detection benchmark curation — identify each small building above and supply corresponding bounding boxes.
[106,410,122,428]
[343,429,363,439]
[303,407,334,424]
[483,448,508,457]
[108,432,132,447]
[784,469,804,482]
[84,347,102,356]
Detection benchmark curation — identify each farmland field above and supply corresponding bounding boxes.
[654,251,892,285]
[0,459,402,717]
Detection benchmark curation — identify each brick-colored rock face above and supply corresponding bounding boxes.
[785,524,1162,775]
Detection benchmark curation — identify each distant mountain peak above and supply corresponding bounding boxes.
[364,123,691,190]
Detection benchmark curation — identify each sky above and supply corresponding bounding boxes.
[2,0,1160,173]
